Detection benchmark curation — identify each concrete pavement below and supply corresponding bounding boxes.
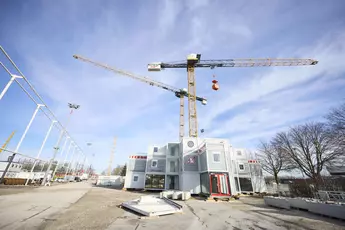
[0,182,90,230]
[106,196,345,230]
[1,183,345,230]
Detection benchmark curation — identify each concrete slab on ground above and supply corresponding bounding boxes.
[121,195,183,217]
[0,182,90,230]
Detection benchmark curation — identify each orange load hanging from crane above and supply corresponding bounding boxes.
[212,80,219,90]
[212,75,219,90]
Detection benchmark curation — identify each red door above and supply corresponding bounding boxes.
[209,173,231,196]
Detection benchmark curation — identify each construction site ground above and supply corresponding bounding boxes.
[0,182,344,230]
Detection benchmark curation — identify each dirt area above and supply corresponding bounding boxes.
[0,185,38,196]
[38,185,142,230]
[38,185,345,230]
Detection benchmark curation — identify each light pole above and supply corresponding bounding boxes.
[61,140,73,173]
[64,145,76,180]
[82,143,92,173]
[0,104,45,184]
[72,152,82,176]
[51,136,70,180]
[41,103,80,186]
[25,120,57,186]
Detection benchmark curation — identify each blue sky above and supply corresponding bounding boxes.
[1,0,345,173]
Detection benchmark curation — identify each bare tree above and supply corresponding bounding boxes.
[257,141,294,184]
[326,102,345,133]
[273,122,340,183]
[326,102,345,161]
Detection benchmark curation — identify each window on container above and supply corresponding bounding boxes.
[237,151,242,156]
[133,175,138,182]
[153,147,158,153]
[171,147,175,156]
[239,163,244,170]
[170,161,176,172]
[151,160,158,168]
[213,152,220,162]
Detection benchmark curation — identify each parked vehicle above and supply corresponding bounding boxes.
[81,173,89,180]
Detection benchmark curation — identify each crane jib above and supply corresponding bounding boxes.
[160,58,318,69]
[148,55,318,138]
[73,54,205,101]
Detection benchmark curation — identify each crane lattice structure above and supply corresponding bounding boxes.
[108,137,117,176]
[148,54,318,138]
[0,131,15,154]
[73,55,207,141]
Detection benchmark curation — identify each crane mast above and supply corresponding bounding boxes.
[187,55,199,137]
[148,54,318,138]
[108,137,116,176]
[73,55,207,141]
[0,131,15,154]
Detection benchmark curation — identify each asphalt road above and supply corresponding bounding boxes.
[0,182,344,230]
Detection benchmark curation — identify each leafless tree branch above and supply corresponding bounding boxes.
[273,122,341,184]
[256,140,294,184]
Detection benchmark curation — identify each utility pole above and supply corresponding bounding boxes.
[41,103,80,186]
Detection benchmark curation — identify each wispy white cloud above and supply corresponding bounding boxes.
[1,0,345,172]
[202,31,345,149]
[201,31,345,131]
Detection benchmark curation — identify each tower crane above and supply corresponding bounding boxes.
[0,131,15,154]
[148,54,319,138]
[108,137,116,176]
[73,55,207,141]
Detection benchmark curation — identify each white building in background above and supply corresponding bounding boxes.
[124,138,266,197]
[0,161,23,178]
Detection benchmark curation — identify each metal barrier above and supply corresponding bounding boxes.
[317,190,345,202]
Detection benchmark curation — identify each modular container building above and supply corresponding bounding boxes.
[124,137,266,197]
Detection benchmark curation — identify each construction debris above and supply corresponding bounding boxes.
[160,190,191,201]
[121,195,183,217]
